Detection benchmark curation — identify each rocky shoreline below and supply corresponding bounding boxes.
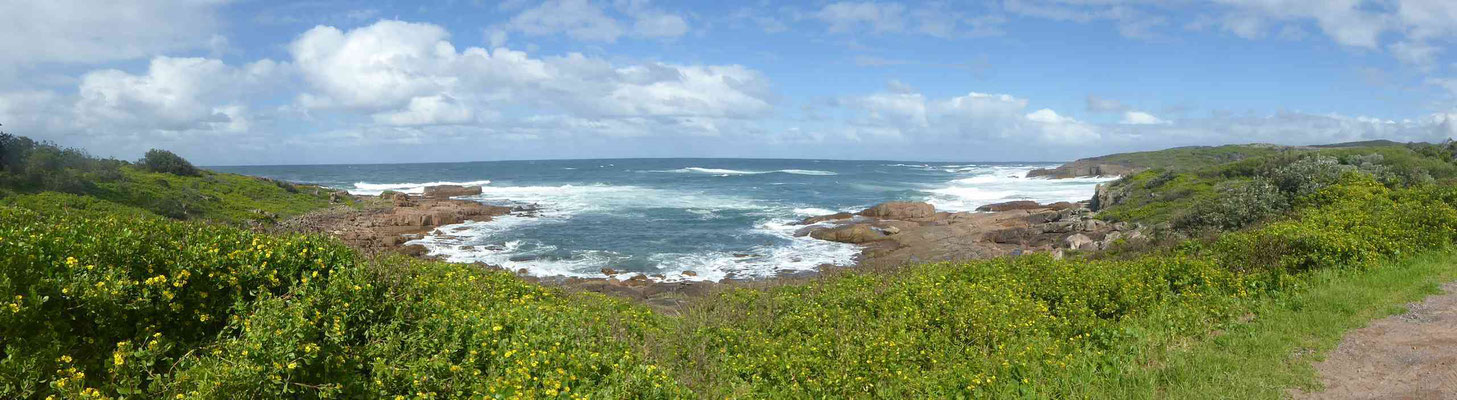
[274,185,512,256]
[278,183,1144,310]
[792,199,1144,269]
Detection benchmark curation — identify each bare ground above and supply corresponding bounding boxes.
[1296,282,1457,399]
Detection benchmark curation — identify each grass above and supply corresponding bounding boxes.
[1088,249,1457,399]
[86,167,344,223]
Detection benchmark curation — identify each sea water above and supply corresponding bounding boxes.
[213,159,1113,281]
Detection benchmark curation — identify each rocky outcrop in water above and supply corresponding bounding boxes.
[423,184,484,199]
[798,200,1146,268]
[276,194,510,255]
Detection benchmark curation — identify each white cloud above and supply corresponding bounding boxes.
[630,11,690,38]
[75,57,281,133]
[831,84,1455,155]
[840,88,1100,145]
[372,95,477,126]
[0,0,224,64]
[1389,41,1442,69]
[814,2,908,33]
[288,20,770,131]
[506,0,625,42]
[1120,110,1169,125]
[290,21,464,111]
[1002,0,1167,40]
[501,0,689,42]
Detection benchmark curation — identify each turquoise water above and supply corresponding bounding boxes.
[213,159,1112,281]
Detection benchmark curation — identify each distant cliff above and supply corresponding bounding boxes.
[1027,141,1408,179]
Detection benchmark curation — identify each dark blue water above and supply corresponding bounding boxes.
[214,159,1110,281]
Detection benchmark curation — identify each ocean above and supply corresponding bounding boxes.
[212,159,1114,282]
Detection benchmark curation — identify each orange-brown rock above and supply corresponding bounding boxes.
[277,196,509,255]
[858,202,935,221]
[423,185,483,199]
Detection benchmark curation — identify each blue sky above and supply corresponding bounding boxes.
[2,0,1456,165]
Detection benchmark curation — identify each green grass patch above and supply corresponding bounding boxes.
[1080,249,1457,399]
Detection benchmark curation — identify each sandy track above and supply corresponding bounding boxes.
[1296,282,1457,399]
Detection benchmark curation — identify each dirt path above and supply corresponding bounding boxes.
[1297,282,1457,399]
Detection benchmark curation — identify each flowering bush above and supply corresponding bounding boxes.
[2,173,1455,398]
[0,208,684,399]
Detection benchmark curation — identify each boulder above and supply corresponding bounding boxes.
[809,224,886,244]
[801,212,855,225]
[975,200,1044,212]
[1063,233,1095,250]
[1025,211,1061,224]
[859,202,935,221]
[1042,221,1078,234]
[380,191,413,206]
[423,185,483,199]
[1100,231,1125,249]
[986,227,1040,245]
[1082,219,1108,232]
[1047,201,1080,211]
[398,244,429,257]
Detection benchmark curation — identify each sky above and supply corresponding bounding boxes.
[2,0,1456,165]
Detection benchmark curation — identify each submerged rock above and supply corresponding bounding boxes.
[800,212,855,225]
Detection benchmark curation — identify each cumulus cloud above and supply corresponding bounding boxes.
[840,88,1099,145]
[75,57,283,134]
[0,0,224,64]
[287,20,771,133]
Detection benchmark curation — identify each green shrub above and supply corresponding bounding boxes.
[1174,179,1289,231]
[0,207,686,399]
[5,144,1457,398]
[138,149,200,177]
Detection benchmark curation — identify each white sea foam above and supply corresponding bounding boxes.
[398,163,1108,283]
[645,218,859,282]
[405,181,859,282]
[656,167,838,176]
[350,180,492,195]
[922,166,1115,211]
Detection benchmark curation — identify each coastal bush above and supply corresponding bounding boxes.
[0,133,125,196]
[0,133,339,224]
[652,176,1457,397]
[5,138,1457,398]
[0,206,685,399]
[138,149,200,177]
[1173,179,1288,232]
[0,206,353,398]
